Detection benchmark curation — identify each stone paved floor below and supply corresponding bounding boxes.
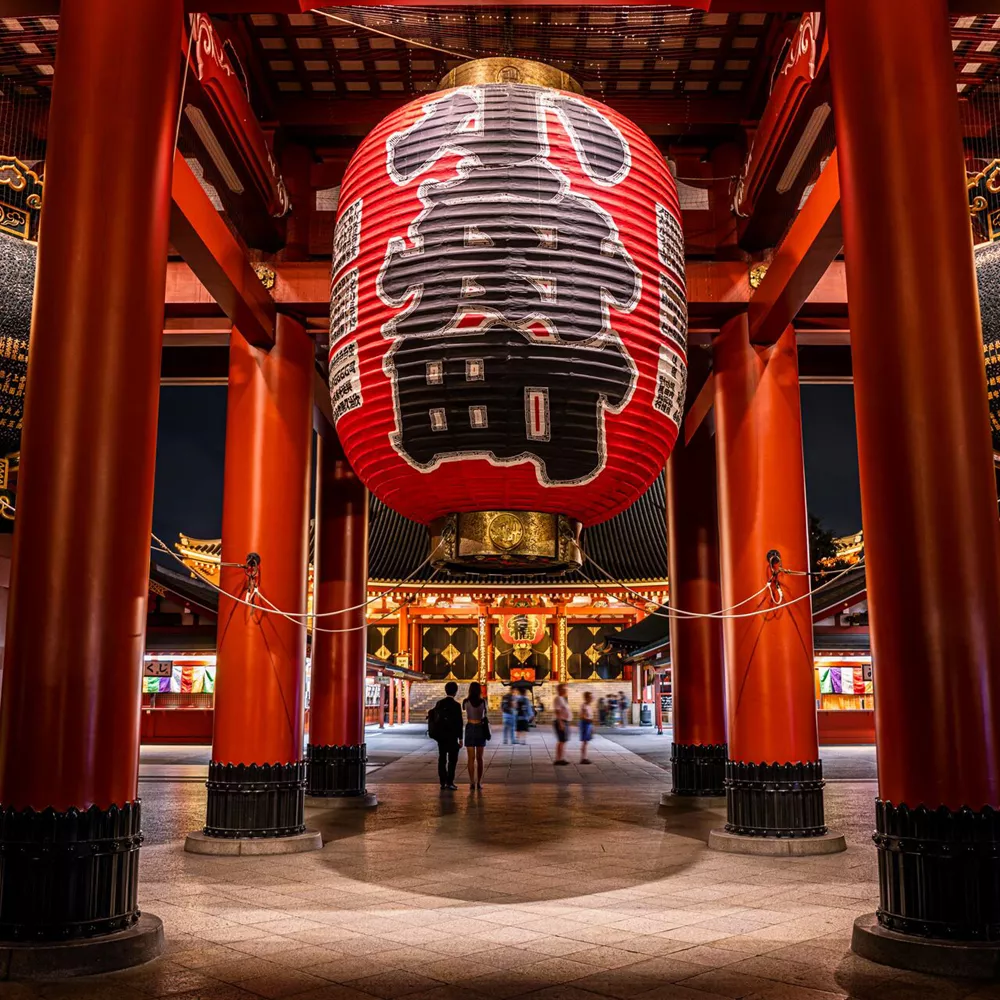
[8,729,996,999]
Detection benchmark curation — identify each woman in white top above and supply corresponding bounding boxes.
[553,683,571,766]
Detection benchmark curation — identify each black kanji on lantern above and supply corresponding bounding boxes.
[379,84,641,485]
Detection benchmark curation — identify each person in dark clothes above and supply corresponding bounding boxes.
[433,681,463,791]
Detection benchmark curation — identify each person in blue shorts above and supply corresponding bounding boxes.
[579,690,595,764]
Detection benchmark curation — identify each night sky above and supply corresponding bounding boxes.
[151,382,864,556]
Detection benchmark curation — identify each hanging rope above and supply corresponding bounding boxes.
[580,547,864,622]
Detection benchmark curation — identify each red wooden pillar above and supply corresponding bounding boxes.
[714,318,829,841]
[829,0,1000,949]
[666,422,727,796]
[204,317,312,839]
[0,0,181,943]
[307,437,371,797]
[411,621,422,669]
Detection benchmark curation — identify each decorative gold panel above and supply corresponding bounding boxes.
[430,510,582,575]
[440,57,583,95]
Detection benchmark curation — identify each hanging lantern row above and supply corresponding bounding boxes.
[328,57,689,574]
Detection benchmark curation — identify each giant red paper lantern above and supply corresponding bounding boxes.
[329,60,687,569]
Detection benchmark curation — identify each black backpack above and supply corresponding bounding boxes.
[427,704,441,740]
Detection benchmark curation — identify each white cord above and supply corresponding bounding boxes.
[579,553,864,622]
[153,532,440,633]
[311,7,473,60]
[263,569,441,634]
[582,550,770,619]
[263,540,443,619]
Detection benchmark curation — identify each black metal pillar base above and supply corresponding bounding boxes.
[204,762,305,839]
[872,800,1000,942]
[0,801,142,941]
[306,744,367,798]
[724,760,827,837]
[852,913,1000,979]
[671,742,727,796]
[1,913,164,980]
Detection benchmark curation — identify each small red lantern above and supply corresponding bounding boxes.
[330,59,687,572]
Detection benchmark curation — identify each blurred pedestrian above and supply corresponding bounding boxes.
[515,687,533,744]
[579,691,595,764]
[501,687,516,745]
[618,690,629,727]
[553,683,571,766]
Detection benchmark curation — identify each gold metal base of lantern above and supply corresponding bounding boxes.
[429,511,583,575]
[439,57,583,95]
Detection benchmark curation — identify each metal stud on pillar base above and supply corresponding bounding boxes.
[670,743,727,797]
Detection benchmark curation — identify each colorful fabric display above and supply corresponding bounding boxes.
[819,664,873,697]
[203,667,216,693]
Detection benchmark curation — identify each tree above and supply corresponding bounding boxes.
[808,515,839,574]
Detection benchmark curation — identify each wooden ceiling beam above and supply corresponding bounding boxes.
[5,1,999,16]
[169,151,276,349]
[748,151,843,345]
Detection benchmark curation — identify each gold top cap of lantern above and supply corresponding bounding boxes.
[439,57,583,95]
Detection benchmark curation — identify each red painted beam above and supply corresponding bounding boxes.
[169,151,276,349]
[684,375,716,446]
[164,259,756,317]
[748,151,842,345]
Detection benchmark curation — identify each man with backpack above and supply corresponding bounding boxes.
[428,681,463,790]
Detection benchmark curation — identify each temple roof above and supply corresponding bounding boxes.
[172,473,668,585]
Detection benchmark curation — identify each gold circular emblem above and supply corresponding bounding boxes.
[489,513,524,552]
[496,64,522,84]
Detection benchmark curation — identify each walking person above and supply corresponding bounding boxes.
[515,686,533,744]
[501,687,516,745]
[553,682,571,766]
[463,681,490,790]
[430,681,463,791]
[618,690,629,727]
[579,691,595,764]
